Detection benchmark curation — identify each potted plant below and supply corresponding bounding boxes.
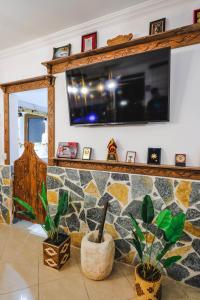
[14,183,70,270]
[129,195,185,300]
[81,200,115,280]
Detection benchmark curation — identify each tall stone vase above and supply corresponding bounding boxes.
[81,231,115,280]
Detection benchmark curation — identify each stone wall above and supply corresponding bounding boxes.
[0,165,12,224]
[47,166,200,288]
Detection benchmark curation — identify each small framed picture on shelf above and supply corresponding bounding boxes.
[81,32,97,52]
[57,142,78,159]
[52,44,71,60]
[147,148,161,165]
[193,9,200,24]
[82,147,92,160]
[175,154,186,167]
[149,18,166,35]
[126,151,136,163]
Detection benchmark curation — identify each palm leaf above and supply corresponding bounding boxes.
[54,191,69,228]
[156,209,172,231]
[161,256,182,268]
[39,182,48,212]
[13,197,36,215]
[141,195,154,224]
[15,210,36,220]
[131,230,143,260]
[156,242,174,261]
[165,213,185,243]
[129,213,145,242]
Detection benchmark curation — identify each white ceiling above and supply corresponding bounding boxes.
[0,0,147,51]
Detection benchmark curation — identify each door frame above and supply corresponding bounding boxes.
[0,75,55,165]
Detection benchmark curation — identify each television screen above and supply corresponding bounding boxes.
[66,47,170,125]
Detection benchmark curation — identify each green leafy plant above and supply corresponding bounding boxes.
[129,195,185,281]
[14,182,69,241]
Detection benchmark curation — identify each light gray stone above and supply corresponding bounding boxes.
[131,175,153,198]
[155,177,174,204]
[92,171,110,195]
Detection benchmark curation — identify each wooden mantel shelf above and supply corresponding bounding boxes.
[52,158,200,181]
[42,24,200,74]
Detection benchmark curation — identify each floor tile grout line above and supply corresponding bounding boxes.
[0,284,38,296]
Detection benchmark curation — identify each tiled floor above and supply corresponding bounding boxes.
[0,222,199,300]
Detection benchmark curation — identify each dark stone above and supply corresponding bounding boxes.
[122,200,142,220]
[1,167,10,179]
[66,169,80,181]
[155,178,174,204]
[153,198,164,211]
[185,275,200,288]
[0,203,9,219]
[116,216,132,231]
[115,248,122,259]
[108,199,121,216]
[192,239,200,256]
[47,167,65,175]
[98,193,113,206]
[70,192,84,202]
[131,175,153,198]
[0,194,2,203]
[79,170,92,186]
[106,212,114,224]
[115,239,131,254]
[79,210,86,222]
[87,207,104,223]
[47,175,63,189]
[191,219,200,227]
[2,186,11,197]
[190,182,200,205]
[186,208,200,220]
[167,263,190,281]
[182,252,200,271]
[67,203,76,214]
[143,223,163,239]
[150,242,162,260]
[66,213,80,232]
[59,188,68,198]
[92,171,110,195]
[180,231,192,242]
[166,202,183,216]
[111,173,129,181]
[87,219,97,231]
[74,202,81,213]
[174,180,179,188]
[114,223,129,238]
[84,195,96,209]
[64,179,84,198]
[196,203,200,211]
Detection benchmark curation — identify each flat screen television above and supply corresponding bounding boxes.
[66,47,171,126]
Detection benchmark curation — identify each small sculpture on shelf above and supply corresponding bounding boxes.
[107,33,133,46]
[107,139,118,161]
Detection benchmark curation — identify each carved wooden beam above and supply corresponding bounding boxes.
[52,158,200,181]
[42,24,200,75]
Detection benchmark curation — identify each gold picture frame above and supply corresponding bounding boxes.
[82,147,92,160]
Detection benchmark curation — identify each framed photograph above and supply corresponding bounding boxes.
[82,147,92,160]
[57,142,78,159]
[175,154,186,167]
[147,148,161,165]
[52,44,71,60]
[193,9,200,24]
[81,32,97,52]
[126,151,136,163]
[149,18,166,35]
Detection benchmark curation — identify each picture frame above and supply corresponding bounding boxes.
[81,32,97,52]
[126,151,136,163]
[147,148,161,165]
[193,9,200,24]
[82,147,92,160]
[149,18,166,35]
[175,154,186,167]
[52,44,71,60]
[57,142,78,159]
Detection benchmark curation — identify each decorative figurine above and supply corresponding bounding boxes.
[107,139,118,161]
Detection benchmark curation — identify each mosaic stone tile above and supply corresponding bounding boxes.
[131,175,153,198]
[116,216,132,231]
[1,166,10,178]
[186,208,200,220]
[47,166,65,175]
[108,199,122,216]
[98,192,113,206]
[167,263,190,281]
[184,221,200,238]
[111,173,129,181]
[165,245,192,258]
[107,183,129,206]
[192,239,200,256]
[191,219,200,227]
[166,202,183,216]
[84,181,100,198]
[104,223,119,239]
[92,171,110,195]
[87,219,97,231]
[115,248,123,259]
[70,191,84,202]
[185,275,200,288]
[65,168,80,181]
[79,170,93,186]
[105,212,115,224]
[122,200,142,220]
[182,252,200,272]
[190,182,200,205]
[64,179,84,198]
[176,181,191,208]
[180,231,192,243]
[66,213,80,232]
[84,195,97,209]
[79,210,86,222]
[87,207,104,223]
[153,198,165,211]
[115,239,131,254]
[73,202,81,213]
[47,175,63,189]
[114,223,129,238]
[47,191,58,204]
[155,177,174,204]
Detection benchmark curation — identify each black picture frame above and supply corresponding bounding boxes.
[149,18,166,35]
[147,148,161,165]
[52,44,71,60]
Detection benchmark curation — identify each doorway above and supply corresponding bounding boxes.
[9,88,48,164]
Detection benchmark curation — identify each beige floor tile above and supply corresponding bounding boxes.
[39,277,89,300]
[0,285,38,300]
[83,263,134,300]
[185,285,200,300]
[115,262,135,287]
[162,281,189,300]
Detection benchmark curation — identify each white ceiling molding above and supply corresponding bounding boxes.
[0,0,186,60]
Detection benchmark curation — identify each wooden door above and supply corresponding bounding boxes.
[13,142,47,223]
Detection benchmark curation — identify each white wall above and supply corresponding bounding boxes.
[0,0,200,165]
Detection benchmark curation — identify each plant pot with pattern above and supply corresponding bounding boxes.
[129,195,186,300]
[81,200,115,280]
[14,183,70,270]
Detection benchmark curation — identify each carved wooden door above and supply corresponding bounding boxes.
[13,142,47,223]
